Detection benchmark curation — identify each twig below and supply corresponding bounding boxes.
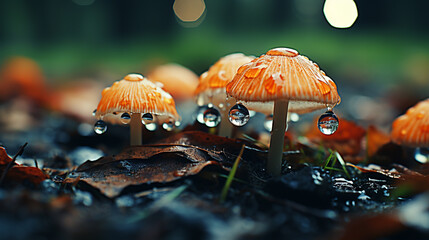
[34,158,39,169]
[0,142,28,186]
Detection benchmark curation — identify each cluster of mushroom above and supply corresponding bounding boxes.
[93,47,342,176]
[195,48,341,175]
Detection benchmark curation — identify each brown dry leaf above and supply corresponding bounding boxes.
[0,147,48,186]
[67,131,253,198]
[367,125,391,157]
[347,163,424,181]
[306,118,366,158]
[0,147,12,165]
[2,166,48,185]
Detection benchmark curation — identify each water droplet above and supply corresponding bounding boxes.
[196,106,208,124]
[244,67,264,78]
[289,113,300,122]
[317,110,339,135]
[162,119,175,131]
[121,112,131,124]
[414,147,429,164]
[92,109,97,116]
[218,103,225,110]
[94,120,107,134]
[249,110,256,117]
[228,103,250,126]
[173,169,187,177]
[145,122,157,131]
[175,120,181,127]
[264,114,273,131]
[203,107,221,127]
[142,113,154,124]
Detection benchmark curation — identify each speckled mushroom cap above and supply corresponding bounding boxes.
[226,48,341,114]
[194,53,255,107]
[95,73,179,124]
[391,98,429,147]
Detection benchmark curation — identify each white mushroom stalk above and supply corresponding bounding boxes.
[267,100,289,176]
[130,113,142,146]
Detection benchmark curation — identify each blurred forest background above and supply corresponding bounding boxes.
[0,0,428,120]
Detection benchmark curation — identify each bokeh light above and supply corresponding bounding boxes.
[173,0,206,23]
[323,0,358,28]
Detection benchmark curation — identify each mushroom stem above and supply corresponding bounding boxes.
[218,98,236,138]
[130,113,142,146]
[267,99,289,176]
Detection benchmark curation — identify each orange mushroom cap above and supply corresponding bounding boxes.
[147,63,199,100]
[226,48,341,114]
[95,73,179,124]
[391,98,429,147]
[194,53,255,107]
[0,56,50,105]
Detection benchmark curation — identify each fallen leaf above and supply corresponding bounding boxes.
[366,125,391,157]
[347,163,424,181]
[306,118,366,158]
[0,147,12,165]
[67,131,258,198]
[0,146,48,186]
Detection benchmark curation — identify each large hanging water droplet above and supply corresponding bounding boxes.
[162,119,175,131]
[317,110,339,135]
[264,114,273,131]
[94,120,107,134]
[203,107,221,127]
[142,113,154,125]
[414,147,429,164]
[228,103,250,126]
[120,112,131,124]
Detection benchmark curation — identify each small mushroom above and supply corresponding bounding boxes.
[194,53,255,137]
[0,56,50,106]
[147,63,199,101]
[94,73,180,146]
[226,47,341,176]
[391,98,429,163]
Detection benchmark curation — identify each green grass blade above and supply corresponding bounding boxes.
[220,144,245,203]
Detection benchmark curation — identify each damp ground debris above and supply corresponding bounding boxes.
[1,110,429,240]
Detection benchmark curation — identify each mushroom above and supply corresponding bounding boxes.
[147,63,199,101]
[0,56,50,106]
[391,98,429,163]
[194,53,255,137]
[226,47,341,176]
[94,73,180,146]
[147,63,199,128]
